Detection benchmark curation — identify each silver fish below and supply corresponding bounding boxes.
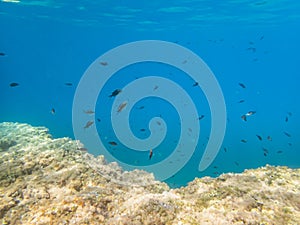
[117,101,128,113]
[245,111,256,116]
[84,120,94,129]
[83,110,95,115]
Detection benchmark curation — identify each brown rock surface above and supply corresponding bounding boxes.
[0,122,299,224]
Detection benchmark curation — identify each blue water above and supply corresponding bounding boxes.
[1,0,299,187]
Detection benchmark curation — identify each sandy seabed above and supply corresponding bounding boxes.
[0,122,299,225]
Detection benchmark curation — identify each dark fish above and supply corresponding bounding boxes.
[100,61,108,66]
[241,115,247,121]
[9,82,19,87]
[182,60,187,64]
[84,120,94,129]
[234,161,239,166]
[64,82,73,86]
[241,139,247,143]
[83,110,95,114]
[108,141,117,146]
[192,82,199,87]
[262,148,268,153]
[198,115,205,120]
[238,100,245,103]
[277,150,283,154]
[283,132,291,137]
[0,52,6,56]
[51,108,56,115]
[77,147,88,152]
[263,152,267,157]
[238,83,246,88]
[109,89,122,97]
[260,35,264,40]
[249,41,254,45]
[285,116,288,122]
[213,166,218,169]
[288,143,292,146]
[140,128,146,132]
[224,147,227,152]
[267,136,272,141]
[149,149,153,160]
[256,135,262,141]
[246,47,256,52]
[97,118,101,122]
[138,106,145,109]
[287,112,292,117]
[153,85,159,90]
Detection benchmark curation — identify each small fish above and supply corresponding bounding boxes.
[234,161,239,166]
[263,152,267,157]
[182,60,187,64]
[241,139,247,143]
[256,135,262,141]
[156,121,161,126]
[260,35,264,40]
[262,148,269,153]
[277,150,283,154]
[283,132,291,137]
[198,115,205,120]
[51,108,56,115]
[246,47,256,52]
[140,128,146,132]
[224,147,227,152]
[238,100,245,103]
[192,82,199,87]
[0,52,6,56]
[238,83,246,88]
[149,149,153,160]
[109,89,122,97]
[285,116,288,122]
[267,136,272,141]
[117,101,128,113]
[84,120,94,129]
[153,85,159,91]
[138,106,145,109]
[241,115,247,121]
[249,41,254,45]
[97,118,101,122]
[100,61,108,66]
[108,141,117,146]
[77,147,88,152]
[246,111,256,116]
[64,82,73,86]
[9,82,19,87]
[287,112,292,117]
[288,143,292,146]
[83,110,95,114]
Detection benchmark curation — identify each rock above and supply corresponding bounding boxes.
[0,122,299,224]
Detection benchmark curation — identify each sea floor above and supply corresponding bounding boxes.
[0,122,299,224]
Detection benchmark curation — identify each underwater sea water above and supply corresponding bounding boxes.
[1,0,299,187]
